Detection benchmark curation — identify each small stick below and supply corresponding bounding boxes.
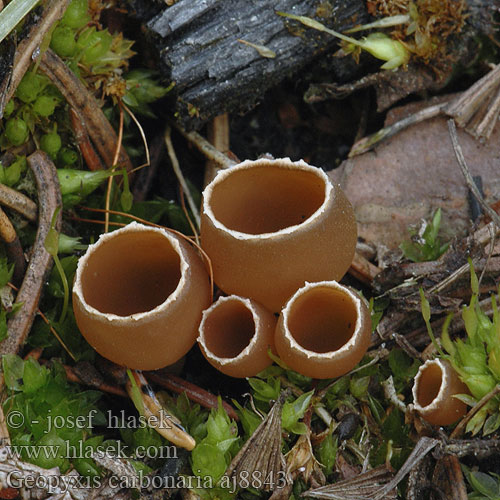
[171,121,237,169]
[104,102,124,233]
[38,359,128,397]
[39,49,133,173]
[0,206,25,284]
[69,108,105,171]
[349,103,446,157]
[205,113,230,186]
[450,385,500,439]
[348,251,380,285]
[0,151,61,356]
[0,184,37,222]
[146,371,239,421]
[4,0,71,103]
[448,119,500,228]
[165,126,201,229]
[444,64,500,127]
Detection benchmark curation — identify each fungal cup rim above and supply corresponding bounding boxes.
[73,222,189,324]
[412,358,450,412]
[281,280,365,359]
[198,295,265,366]
[202,157,334,241]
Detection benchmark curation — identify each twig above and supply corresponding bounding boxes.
[448,119,500,229]
[0,207,25,284]
[4,0,71,104]
[146,371,239,421]
[39,49,133,172]
[171,121,237,169]
[349,252,381,286]
[450,384,500,439]
[0,151,61,356]
[165,126,201,230]
[205,113,230,186]
[104,101,124,233]
[39,360,127,397]
[444,64,500,128]
[69,107,104,171]
[7,283,76,360]
[0,184,37,222]
[372,437,440,500]
[349,103,446,157]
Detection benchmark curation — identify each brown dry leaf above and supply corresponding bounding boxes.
[225,391,290,492]
[302,465,396,499]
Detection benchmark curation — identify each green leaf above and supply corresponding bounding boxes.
[349,376,370,398]
[22,358,49,394]
[191,442,228,482]
[317,432,337,475]
[126,369,144,416]
[0,257,14,288]
[248,377,280,402]
[2,354,24,390]
[282,391,313,433]
[469,471,500,499]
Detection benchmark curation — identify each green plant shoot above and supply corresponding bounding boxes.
[44,207,69,324]
[277,12,410,70]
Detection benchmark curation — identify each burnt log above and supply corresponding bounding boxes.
[134,0,499,130]
[135,0,369,129]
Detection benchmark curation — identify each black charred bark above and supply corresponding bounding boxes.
[133,0,499,130]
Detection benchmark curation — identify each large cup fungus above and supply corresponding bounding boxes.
[198,295,276,378]
[412,358,468,426]
[200,158,357,312]
[73,222,211,370]
[274,281,372,379]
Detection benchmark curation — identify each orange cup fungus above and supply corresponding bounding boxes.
[412,358,468,426]
[200,158,357,312]
[198,295,277,378]
[274,281,372,379]
[73,222,211,370]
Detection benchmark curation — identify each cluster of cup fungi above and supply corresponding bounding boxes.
[72,157,469,429]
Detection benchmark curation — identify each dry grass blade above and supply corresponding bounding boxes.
[302,466,395,499]
[225,390,290,492]
[448,119,500,229]
[444,64,500,128]
[371,437,439,500]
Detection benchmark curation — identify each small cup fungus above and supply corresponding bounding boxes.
[198,295,276,378]
[412,358,468,426]
[200,158,357,312]
[73,222,211,370]
[274,281,371,379]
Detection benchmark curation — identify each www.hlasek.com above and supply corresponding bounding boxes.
[0,440,177,462]
[5,470,289,494]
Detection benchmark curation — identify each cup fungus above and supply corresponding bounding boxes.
[274,281,371,379]
[412,358,468,426]
[200,158,357,312]
[198,295,276,378]
[73,222,211,370]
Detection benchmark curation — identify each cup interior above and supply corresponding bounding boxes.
[201,299,256,358]
[208,165,326,234]
[80,230,181,316]
[416,362,443,407]
[286,286,357,353]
